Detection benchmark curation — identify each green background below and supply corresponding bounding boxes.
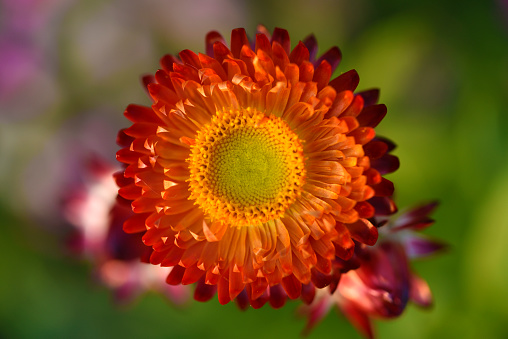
[1,0,507,338]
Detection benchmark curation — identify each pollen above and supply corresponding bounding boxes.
[187,107,306,226]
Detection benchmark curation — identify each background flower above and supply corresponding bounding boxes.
[1,0,507,338]
[300,202,445,338]
[62,155,189,304]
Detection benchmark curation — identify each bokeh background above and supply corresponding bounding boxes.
[1,0,507,338]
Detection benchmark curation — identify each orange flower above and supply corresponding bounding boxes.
[116,26,398,307]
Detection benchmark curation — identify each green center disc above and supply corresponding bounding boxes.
[209,127,287,207]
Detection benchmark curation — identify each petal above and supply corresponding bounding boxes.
[329,69,360,93]
[316,46,342,73]
[289,41,310,66]
[194,278,217,302]
[357,104,387,128]
[356,89,380,107]
[231,28,249,58]
[409,273,433,307]
[404,234,448,259]
[347,218,378,246]
[392,201,439,230]
[371,154,400,175]
[235,289,250,310]
[271,27,291,55]
[302,34,318,61]
[339,299,375,339]
[300,283,316,305]
[268,284,287,309]
[206,31,226,57]
[368,196,398,216]
[166,265,186,285]
[281,274,302,299]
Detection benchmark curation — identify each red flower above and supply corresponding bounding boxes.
[300,202,446,338]
[116,26,398,308]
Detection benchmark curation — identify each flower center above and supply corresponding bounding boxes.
[187,107,306,226]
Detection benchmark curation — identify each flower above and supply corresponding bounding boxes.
[63,155,189,304]
[116,26,399,308]
[300,202,446,338]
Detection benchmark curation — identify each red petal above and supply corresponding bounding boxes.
[142,75,155,93]
[340,93,364,118]
[371,154,400,175]
[356,89,380,107]
[250,277,268,300]
[271,41,290,71]
[299,60,314,82]
[363,140,388,160]
[178,49,201,69]
[148,83,179,105]
[160,54,180,72]
[333,222,355,260]
[198,53,227,81]
[368,196,398,216]
[355,201,375,219]
[205,31,226,57]
[349,127,375,145]
[375,136,397,152]
[371,177,395,197]
[194,278,217,302]
[123,213,148,234]
[289,41,310,66]
[300,283,316,305]
[393,201,439,230]
[272,27,291,55]
[154,69,174,92]
[255,33,272,57]
[316,46,342,73]
[213,42,233,64]
[166,265,185,285]
[303,34,318,61]
[235,290,250,310]
[357,104,387,128]
[124,104,161,124]
[329,69,359,93]
[249,291,269,309]
[310,267,333,288]
[268,285,287,309]
[217,275,231,305]
[159,246,184,267]
[181,264,204,285]
[229,269,245,300]
[313,60,332,91]
[347,219,378,246]
[114,172,132,190]
[116,129,134,148]
[281,274,302,299]
[405,235,447,258]
[231,28,249,58]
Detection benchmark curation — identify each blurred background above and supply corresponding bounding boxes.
[1,0,507,338]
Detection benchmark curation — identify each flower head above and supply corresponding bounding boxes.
[300,202,446,338]
[116,26,399,307]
